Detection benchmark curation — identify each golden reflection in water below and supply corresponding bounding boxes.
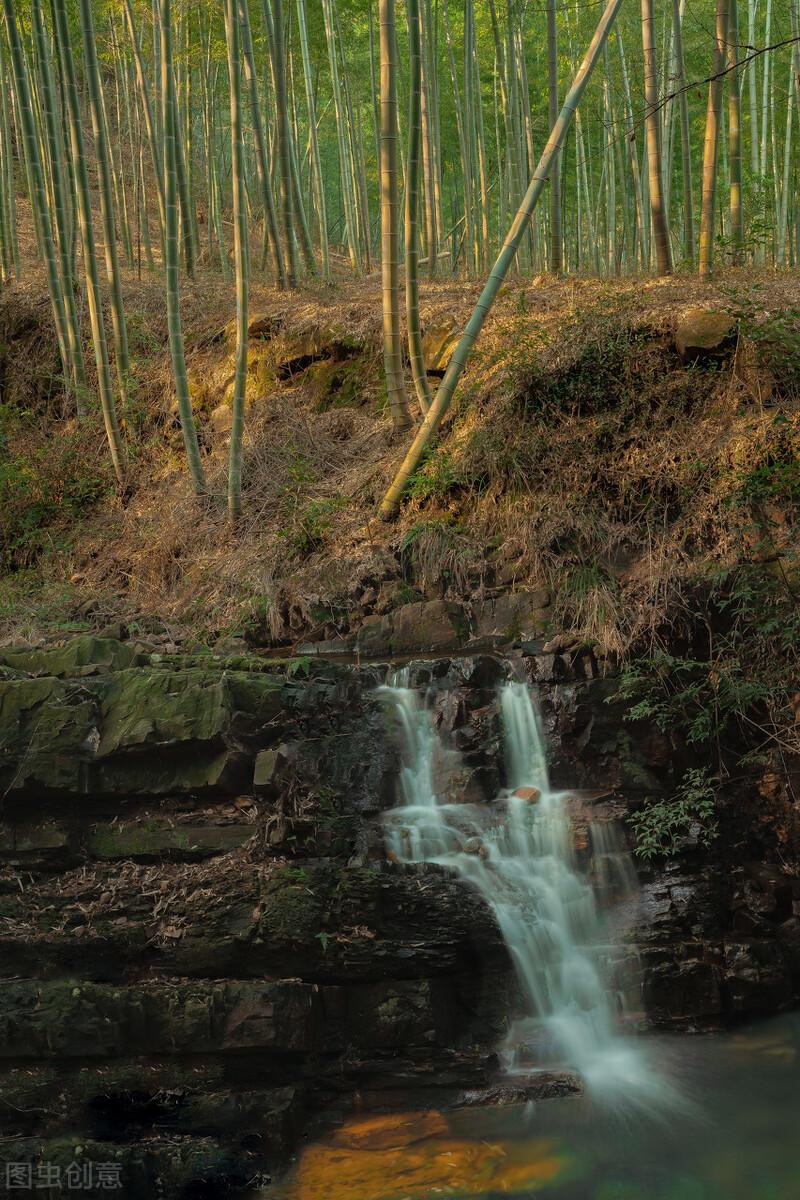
[729,1031,796,1062]
[281,1110,566,1200]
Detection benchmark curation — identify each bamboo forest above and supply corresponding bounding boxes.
[2,2,800,1199]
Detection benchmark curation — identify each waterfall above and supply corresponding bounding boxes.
[381,676,673,1108]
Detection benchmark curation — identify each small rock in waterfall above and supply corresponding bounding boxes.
[463,836,488,857]
[513,785,541,803]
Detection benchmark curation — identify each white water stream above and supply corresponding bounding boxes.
[381,676,672,1107]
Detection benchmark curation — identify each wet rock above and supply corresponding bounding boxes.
[722,940,794,1015]
[641,955,723,1028]
[455,1072,582,1105]
[462,837,487,857]
[512,786,540,803]
[330,1110,448,1150]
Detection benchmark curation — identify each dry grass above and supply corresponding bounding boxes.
[2,261,800,652]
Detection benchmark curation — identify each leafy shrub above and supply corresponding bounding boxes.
[0,417,110,569]
[405,443,465,501]
[277,496,345,560]
[724,287,800,398]
[630,768,718,861]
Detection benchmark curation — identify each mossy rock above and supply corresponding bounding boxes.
[86,822,254,862]
[0,663,286,796]
[0,979,323,1058]
[0,635,140,679]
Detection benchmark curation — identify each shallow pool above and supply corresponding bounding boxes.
[271,1014,800,1200]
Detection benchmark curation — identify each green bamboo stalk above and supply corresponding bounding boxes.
[283,9,318,277]
[321,0,360,272]
[267,0,299,285]
[79,0,131,403]
[699,0,729,278]
[641,0,672,274]
[671,0,694,265]
[441,0,469,258]
[123,0,167,249]
[380,0,411,433]
[31,0,86,402]
[161,0,206,494]
[418,0,437,274]
[380,0,624,519]
[463,0,477,273]
[547,0,562,271]
[747,0,759,176]
[51,0,126,486]
[238,0,285,285]
[406,0,431,415]
[296,0,329,279]
[0,42,19,278]
[471,5,490,268]
[107,18,135,269]
[225,0,248,522]
[2,0,74,393]
[727,0,743,263]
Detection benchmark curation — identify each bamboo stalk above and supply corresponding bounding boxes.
[51,0,126,484]
[380,0,624,519]
[160,0,206,494]
[380,0,412,433]
[225,0,249,522]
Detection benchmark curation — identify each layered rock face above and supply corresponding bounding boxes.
[0,636,798,1196]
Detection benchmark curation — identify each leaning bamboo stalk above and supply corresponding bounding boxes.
[379,0,624,520]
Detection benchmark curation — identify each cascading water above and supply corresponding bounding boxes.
[381,675,673,1108]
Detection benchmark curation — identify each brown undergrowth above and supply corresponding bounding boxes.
[1,266,799,657]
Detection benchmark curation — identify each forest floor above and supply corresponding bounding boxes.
[1,258,800,659]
